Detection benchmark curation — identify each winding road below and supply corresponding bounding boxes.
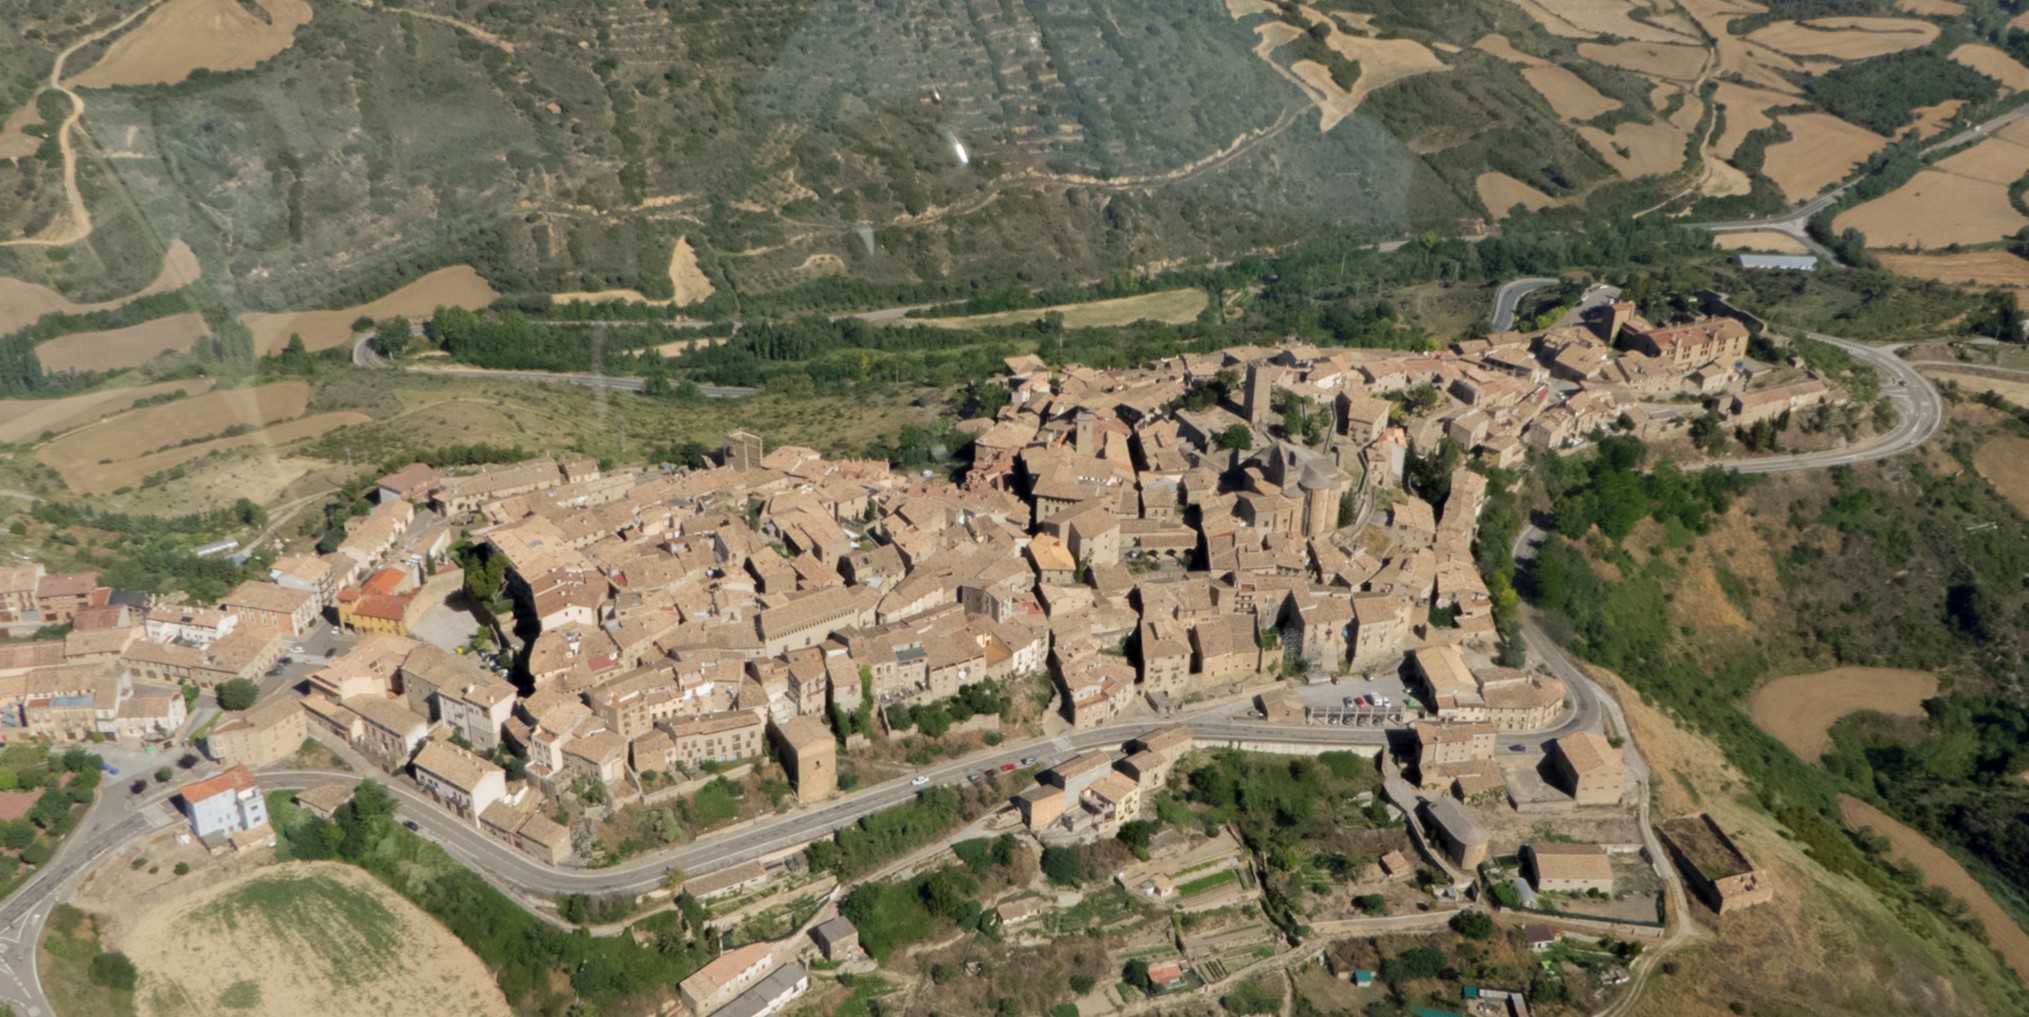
[1491,277,1557,332]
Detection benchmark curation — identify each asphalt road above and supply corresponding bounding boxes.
[1723,336,1941,476]
[1491,277,1558,332]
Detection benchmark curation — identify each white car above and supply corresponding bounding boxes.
[330,627,340,636]
[911,775,929,787]
[291,646,305,654]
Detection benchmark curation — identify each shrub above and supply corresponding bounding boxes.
[1070,973,1096,994]
[216,679,258,711]
[1449,910,1493,940]
[174,862,190,876]
[90,951,138,991]
[1040,846,1086,886]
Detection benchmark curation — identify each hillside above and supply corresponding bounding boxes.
[0,0,2008,322]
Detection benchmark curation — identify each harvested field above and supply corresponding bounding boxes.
[1749,667,1937,762]
[1713,231,1812,255]
[1476,172,1560,219]
[36,312,208,373]
[1225,0,1278,17]
[1713,82,1794,158]
[1523,65,1620,121]
[1896,0,1965,13]
[1314,34,1449,110]
[1747,18,1939,61]
[1288,60,1359,131]
[1473,34,1544,67]
[1576,120,1689,179]
[0,377,215,445]
[0,101,40,161]
[1703,157,1753,197]
[1836,170,2029,249]
[39,380,306,465]
[1929,369,2029,410]
[1577,41,1708,81]
[1877,251,2029,289]
[1506,0,1696,44]
[69,0,312,89]
[1840,796,2029,977]
[1934,134,2029,184]
[0,239,201,335]
[2017,9,2029,32]
[1905,99,1967,140]
[47,411,369,494]
[242,265,498,355]
[1975,435,2029,517]
[551,237,716,309]
[118,862,510,1017]
[1762,113,1889,201]
[909,289,1207,331]
[1951,44,2029,92]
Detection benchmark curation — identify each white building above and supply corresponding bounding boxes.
[178,763,268,841]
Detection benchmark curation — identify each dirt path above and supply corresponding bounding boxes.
[2,0,166,248]
[1839,795,2029,978]
[1632,1,1725,218]
[343,0,513,54]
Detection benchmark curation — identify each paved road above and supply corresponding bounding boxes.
[1491,277,1558,332]
[1722,336,1941,475]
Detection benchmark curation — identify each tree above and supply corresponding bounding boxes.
[1450,910,1493,940]
[1041,846,1086,886]
[154,767,173,784]
[1117,819,1157,860]
[180,684,198,710]
[216,679,259,711]
[1215,424,1254,451]
[89,951,138,991]
[1070,973,1096,994]
[1122,959,1153,994]
[1383,946,1445,983]
[374,316,413,360]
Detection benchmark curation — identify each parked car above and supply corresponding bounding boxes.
[324,648,337,658]
[100,763,118,776]
[967,773,983,783]
[1342,696,1355,707]
[291,645,305,654]
[1000,762,1015,773]
[1019,756,1039,767]
[1509,744,1528,753]
[911,775,930,787]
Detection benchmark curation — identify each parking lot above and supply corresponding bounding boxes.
[258,622,360,697]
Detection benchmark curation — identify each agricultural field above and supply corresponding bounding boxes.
[1712,231,1811,255]
[906,289,1207,330]
[1761,114,1890,202]
[1974,434,2029,516]
[35,311,209,372]
[552,237,715,308]
[113,862,510,1017]
[67,0,313,89]
[1876,251,2029,290]
[1836,168,2029,250]
[1748,667,1939,762]
[0,377,216,445]
[241,266,499,355]
[1838,795,2029,977]
[1475,172,1560,220]
[0,240,200,335]
[1949,43,2029,92]
[1746,18,1939,61]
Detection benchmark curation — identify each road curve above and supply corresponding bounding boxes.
[1492,277,1558,332]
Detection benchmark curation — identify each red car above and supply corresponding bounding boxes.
[1000,762,1015,773]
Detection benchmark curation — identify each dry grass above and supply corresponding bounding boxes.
[1836,170,2029,249]
[0,239,200,334]
[1840,796,2029,978]
[1877,251,2029,288]
[1577,40,1708,81]
[1473,34,1544,67]
[1897,0,1965,13]
[551,236,715,308]
[1523,65,1620,121]
[0,101,41,161]
[908,289,1208,330]
[793,253,846,280]
[44,411,368,495]
[1576,120,1690,180]
[1975,435,2029,516]
[1926,369,2029,409]
[1950,44,2029,92]
[242,265,498,355]
[35,311,209,372]
[1476,172,1560,220]
[1713,82,1793,158]
[1749,667,1937,761]
[68,0,312,89]
[0,377,215,445]
[1747,17,1939,60]
[1713,231,1812,255]
[118,861,509,1017]
[1762,113,1890,202]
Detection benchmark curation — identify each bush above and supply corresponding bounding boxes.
[1383,946,1445,983]
[89,951,138,991]
[1040,846,1086,886]
[1221,977,1280,1015]
[1070,973,1096,994]
[173,862,190,876]
[1449,910,1493,940]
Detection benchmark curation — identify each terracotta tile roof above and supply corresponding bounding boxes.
[179,763,257,805]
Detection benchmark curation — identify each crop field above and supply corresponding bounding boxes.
[0,240,201,335]
[1934,132,2029,184]
[1473,34,1543,67]
[242,266,498,355]
[1928,369,2029,409]
[909,289,1208,330]
[1949,44,2029,92]
[0,378,216,446]
[68,0,312,89]
[1905,99,1967,139]
[1747,18,1940,61]
[1504,0,1698,44]
[1898,0,1965,12]
[1576,41,1708,82]
[1712,81,1792,157]
[1523,66,1621,122]
[1876,251,2029,289]
[42,381,308,464]
[1974,434,2029,516]
[1476,172,1560,220]
[1713,231,1812,255]
[47,411,369,495]
[1576,120,1689,180]
[1762,113,1889,202]
[35,312,209,373]
[1837,168,2029,249]
[1839,795,2029,977]
[1748,666,1937,762]
[118,862,509,1017]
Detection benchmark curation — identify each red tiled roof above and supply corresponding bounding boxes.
[178,763,256,805]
